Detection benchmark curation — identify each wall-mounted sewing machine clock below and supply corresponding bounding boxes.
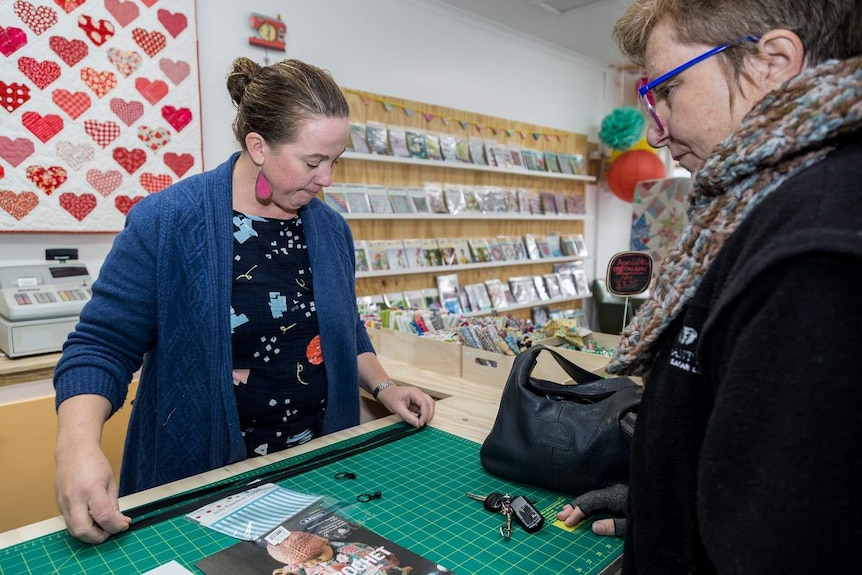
[249,13,286,51]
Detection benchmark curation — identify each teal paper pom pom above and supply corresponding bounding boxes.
[599,107,646,151]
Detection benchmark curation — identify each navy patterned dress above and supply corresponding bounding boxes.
[230,211,326,458]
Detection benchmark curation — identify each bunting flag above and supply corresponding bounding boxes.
[342,89,570,140]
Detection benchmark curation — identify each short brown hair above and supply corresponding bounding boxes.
[226,58,350,149]
[614,0,862,75]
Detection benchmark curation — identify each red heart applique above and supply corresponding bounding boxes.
[106,47,142,77]
[0,165,4,180]
[139,172,172,193]
[104,0,139,27]
[115,195,144,215]
[0,190,39,220]
[54,0,86,14]
[112,147,146,174]
[22,112,64,143]
[109,97,144,126]
[59,192,97,221]
[135,77,168,105]
[164,152,193,177]
[86,169,123,196]
[25,165,67,195]
[78,14,115,46]
[161,105,191,132]
[139,0,158,7]
[137,125,171,152]
[83,119,121,148]
[0,136,35,167]
[158,58,189,85]
[18,57,62,90]
[131,27,166,57]
[80,67,117,98]
[56,141,94,169]
[0,26,28,57]
[52,89,91,119]
[0,81,31,113]
[13,1,59,35]
[49,36,88,67]
[156,9,186,38]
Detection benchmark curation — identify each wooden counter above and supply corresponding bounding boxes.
[0,355,506,548]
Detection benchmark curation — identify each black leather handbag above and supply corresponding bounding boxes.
[479,344,641,496]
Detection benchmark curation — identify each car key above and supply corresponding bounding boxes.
[465,491,505,512]
[509,495,544,533]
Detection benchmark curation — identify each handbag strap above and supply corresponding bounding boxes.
[514,344,638,399]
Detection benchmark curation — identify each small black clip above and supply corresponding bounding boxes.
[356,491,382,503]
[334,471,356,480]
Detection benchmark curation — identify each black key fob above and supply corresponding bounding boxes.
[510,495,544,533]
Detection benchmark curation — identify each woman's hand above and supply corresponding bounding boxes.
[376,384,435,428]
[557,484,628,537]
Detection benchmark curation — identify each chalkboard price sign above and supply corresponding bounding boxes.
[606,251,653,296]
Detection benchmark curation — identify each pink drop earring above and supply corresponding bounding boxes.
[255,164,272,201]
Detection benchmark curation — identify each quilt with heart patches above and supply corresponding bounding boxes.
[0,0,201,231]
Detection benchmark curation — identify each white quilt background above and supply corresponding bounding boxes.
[0,0,201,232]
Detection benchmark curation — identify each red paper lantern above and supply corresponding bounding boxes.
[607,149,667,202]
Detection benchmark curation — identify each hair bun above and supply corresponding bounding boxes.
[226,56,262,106]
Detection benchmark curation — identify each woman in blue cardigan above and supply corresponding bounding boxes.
[53,57,435,544]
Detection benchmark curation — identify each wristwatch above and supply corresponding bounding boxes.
[372,379,397,399]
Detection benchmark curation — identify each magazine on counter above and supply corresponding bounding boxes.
[196,502,454,575]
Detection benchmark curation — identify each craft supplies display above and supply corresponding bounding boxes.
[0,0,202,232]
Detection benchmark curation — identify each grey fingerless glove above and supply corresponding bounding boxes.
[571,483,628,537]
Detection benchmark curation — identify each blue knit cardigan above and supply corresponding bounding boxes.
[54,153,374,495]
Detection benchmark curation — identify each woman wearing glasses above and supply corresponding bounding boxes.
[558,0,862,572]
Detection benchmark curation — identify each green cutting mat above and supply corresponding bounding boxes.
[0,425,622,574]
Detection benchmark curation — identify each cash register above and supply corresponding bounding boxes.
[0,262,92,357]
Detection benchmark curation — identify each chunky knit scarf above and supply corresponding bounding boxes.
[606,55,862,378]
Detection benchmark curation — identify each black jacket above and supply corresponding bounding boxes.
[624,138,862,574]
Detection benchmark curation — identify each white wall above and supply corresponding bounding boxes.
[2,0,630,279]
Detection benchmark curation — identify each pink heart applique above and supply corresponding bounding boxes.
[48,36,88,67]
[77,14,115,46]
[56,141,94,169]
[131,27,166,57]
[0,136,35,167]
[13,1,58,35]
[0,81,31,113]
[139,172,172,193]
[0,26,28,57]
[137,125,171,152]
[104,0,139,27]
[112,147,146,174]
[156,8,186,38]
[59,192,97,221]
[17,57,61,90]
[22,112,64,143]
[80,67,117,98]
[25,165,67,196]
[106,47,142,77]
[161,105,191,132]
[83,119,121,148]
[86,169,123,196]
[115,195,144,215]
[109,97,144,126]
[164,152,193,177]
[0,190,39,221]
[52,89,91,119]
[158,58,189,85]
[54,0,86,14]
[135,77,168,105]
